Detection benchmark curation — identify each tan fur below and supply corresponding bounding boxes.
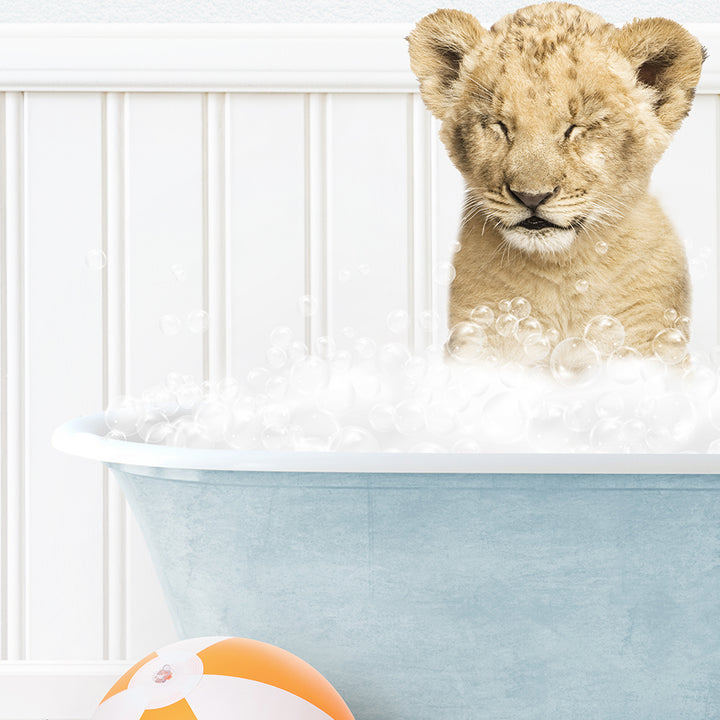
[407,3,705,358]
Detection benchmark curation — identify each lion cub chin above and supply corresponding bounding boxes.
[408,2,705,362]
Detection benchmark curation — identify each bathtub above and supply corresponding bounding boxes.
[54,412,720,720]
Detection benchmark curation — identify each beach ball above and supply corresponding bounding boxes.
[92,636,355,720]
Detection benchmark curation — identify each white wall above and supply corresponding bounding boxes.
[0,0,719,24]
[0,21,718,720]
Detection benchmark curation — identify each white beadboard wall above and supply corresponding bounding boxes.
[0,24,719,719]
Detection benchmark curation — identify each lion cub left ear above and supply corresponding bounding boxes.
[614,18,706,133]
[407,9,488,120]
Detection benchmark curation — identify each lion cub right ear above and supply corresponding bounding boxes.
[407,9,487,119]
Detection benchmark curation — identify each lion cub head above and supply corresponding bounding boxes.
[408,2,705,257]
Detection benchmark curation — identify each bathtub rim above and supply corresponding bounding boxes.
[52,411,720,474]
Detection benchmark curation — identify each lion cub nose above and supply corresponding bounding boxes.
[509,188,556,210]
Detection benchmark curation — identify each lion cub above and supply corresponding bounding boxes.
[408,2,705,360]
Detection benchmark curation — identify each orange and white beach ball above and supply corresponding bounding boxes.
[92,636,355,720]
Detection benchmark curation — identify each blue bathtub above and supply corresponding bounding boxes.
[54,413,720,720]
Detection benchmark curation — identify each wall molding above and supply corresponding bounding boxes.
[0,23,717,92]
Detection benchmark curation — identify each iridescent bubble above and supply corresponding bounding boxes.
[291,356,331,394]
[187,310,209,334]
[652,328,688,365]
[495,313,519,338]
[85,249,106,270]
[434,262,456,285]
[159,314,182,336]
[595,241,608,255]
[663,308,678,325]
[331,426,381,452]
[298,294,318,317]
[446,322,486,362]
[386,309,410,334]
[583,315,625,355]
[509,297,531,320]
[550,337,600,386]
[470,305,495,328]
[575,279,589,294]
[270,326,293,348]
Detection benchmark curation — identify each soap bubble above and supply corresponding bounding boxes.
[434,262,456,285]
[289,407,339,451]
[641,393,696,451]
[316,374,356,416]
[378,342,412,374]
[663,308,678,325]
[708,389,720,432]
[418,310,440,333]
[260,402,291,429]
[266,374,288,400]
[246,367,270,392]
[331,426,381,452]
[355,337,377,359]
[369,403,395,432]
[590,418,623,452]
[575,279,589,293]
[523,332,551,362]
[509,297,532,320]
[261,425,290,451]
[495,313,519,338]
[394,400,425,434]
[583,315,625,355]
[498,299,512,313]
[425,403,456,435]
[595,241,608,255]
[105,396,140,434]
[499,361,525,388]
[550,337,600,386]
[607,347,643,384]
[194,399,232,436]
[618,419,647,453]
[563,396,596,432]
[169,419,214,449]
[105,429,127,441]
[527,401,570,451]
[595,391,624,419]
[266,346,288,369]
[291,356,330,394]
[544,328,560,347]
[515,317,543,344]
[312,336,335,360]
[479,391,527,445]
[652,328,688,365]
[470,305,495,328]
[187,310,209,334]
[446,322,486,362]
[675,315,690,340]
[136,408,169,442]
[331,349,353,372]
[682,363,717,398]
[338,269,351,283]
[288,340,308,361]
[85,249,106,270]
[270,325,293,348]
[708,439,720,453]
[224,415,259,450]
[386,309,409,334]
[175,380,203,410]
[159,314,182,336]
[298,294,318,317]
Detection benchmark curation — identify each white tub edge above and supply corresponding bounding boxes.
[51,412,720,475]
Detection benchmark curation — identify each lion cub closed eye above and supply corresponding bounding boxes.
[407,2,705,360]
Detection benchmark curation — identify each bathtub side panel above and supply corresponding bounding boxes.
[113,468,720,720]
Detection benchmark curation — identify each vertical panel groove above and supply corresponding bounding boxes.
[406,94,415,352]
[103,91,127,661]
[3,91,26,661]
[205,92,229,383]
[429,116,441,346]
[305,93,329,350]
[0,91,6,662]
